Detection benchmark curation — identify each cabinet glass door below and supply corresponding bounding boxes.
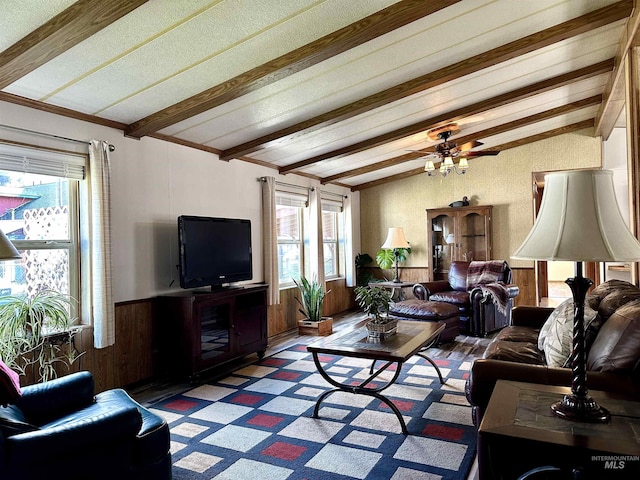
[431,213,455,276]
[197,300,231,362]
[459,211,488,262]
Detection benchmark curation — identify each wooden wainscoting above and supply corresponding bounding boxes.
[511,267,536,306]
[75,299,158,393]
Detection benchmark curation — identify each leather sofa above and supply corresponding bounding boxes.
[466,279,640,427]
[410,261,519,335]
[0,371,171,480]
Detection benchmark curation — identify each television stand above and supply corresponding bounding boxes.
[157,284,268,379]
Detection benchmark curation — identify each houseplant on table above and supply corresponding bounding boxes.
[294,276,332,335]
[354,285,396,339]
[0,290,82,383]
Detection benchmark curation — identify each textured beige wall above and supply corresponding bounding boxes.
[360,129,602,269]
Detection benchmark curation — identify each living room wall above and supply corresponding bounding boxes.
[0,101,355,303]
[359,128,602,272]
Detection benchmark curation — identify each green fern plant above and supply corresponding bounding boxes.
[0,290,83,383]
[293,277,330,322]
[354,285,392,324]
[375,246,411,270]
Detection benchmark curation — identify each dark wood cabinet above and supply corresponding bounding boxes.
[427,205,492,281]
[157,284,268,379]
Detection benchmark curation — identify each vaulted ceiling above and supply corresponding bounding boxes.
[1,0,638,190]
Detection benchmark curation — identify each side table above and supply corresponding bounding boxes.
[478,380,640,479]
[368,280,415,301]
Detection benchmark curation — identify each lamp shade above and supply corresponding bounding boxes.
[0,229,20,260]
[512,170,640,261]
[381,227,409,249]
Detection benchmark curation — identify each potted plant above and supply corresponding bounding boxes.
[294,277,332,335]
[376,244,411,282]
[354,285,396,339]
[0,290,83,383]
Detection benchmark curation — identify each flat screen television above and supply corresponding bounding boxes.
[178,215,252,289]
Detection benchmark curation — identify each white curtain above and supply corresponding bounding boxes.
[309,188,325,288]
[85,140,114,348]
[261,177,280,305]
[343,194,356,287]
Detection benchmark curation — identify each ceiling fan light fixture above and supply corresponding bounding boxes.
[424,159,436,174]
[443,156,454,168]
[458,157,469,172]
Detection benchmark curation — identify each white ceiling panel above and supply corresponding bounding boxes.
[0,0,631,188]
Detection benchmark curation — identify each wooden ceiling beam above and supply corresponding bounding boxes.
[224,1,631,162]
[351,119,596,191]
[595,0,640,138]
[0,0,148,89]
[283,60,614,174]
[333,99,600,186]
[124,0,460,138]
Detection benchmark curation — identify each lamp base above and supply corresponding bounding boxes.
[551,394,610,423]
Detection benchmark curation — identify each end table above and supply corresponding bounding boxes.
[478,380,640,480]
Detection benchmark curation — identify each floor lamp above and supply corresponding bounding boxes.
[512,170,640,422]
[381,227,410,283]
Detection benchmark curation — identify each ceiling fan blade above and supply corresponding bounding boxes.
[456,140,483,152]
[459,150,500,158]
[406,148,436,154]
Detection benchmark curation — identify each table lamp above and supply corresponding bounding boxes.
[512,169,640,422]
[381,227,410,283]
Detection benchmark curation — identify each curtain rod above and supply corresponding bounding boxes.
[0,124,115,152]
[258,177,347,198]
[258,177,310,191]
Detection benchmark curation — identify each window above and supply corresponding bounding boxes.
[322,210,338,278]
[0,170,78,303]
[0,143,83,316]
[276,204,303,286]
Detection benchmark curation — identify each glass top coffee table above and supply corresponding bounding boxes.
[306,319,446,434]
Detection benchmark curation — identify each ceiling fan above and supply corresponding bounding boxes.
[412,123,500,177]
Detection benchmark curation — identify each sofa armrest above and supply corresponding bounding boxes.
[413,281,450,300]
[510,305,556,329]
[7,405,142,463]
[17,371,95,425]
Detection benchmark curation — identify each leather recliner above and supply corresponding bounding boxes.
[0,371,171,480]
[413,261,519,336]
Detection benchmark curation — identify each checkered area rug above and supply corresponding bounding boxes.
[150,344,477,480]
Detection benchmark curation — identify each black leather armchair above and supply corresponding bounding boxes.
[0,371,171,480]
[414,261,519,335]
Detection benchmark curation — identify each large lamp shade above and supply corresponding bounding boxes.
[381,227,409,250]
[512,169,640,261]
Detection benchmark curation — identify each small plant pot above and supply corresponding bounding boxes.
[298,317,333,336]
[365,317,398,340]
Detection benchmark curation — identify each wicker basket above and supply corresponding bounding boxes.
[365,317,398,339]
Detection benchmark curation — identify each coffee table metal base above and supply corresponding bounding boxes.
[311,353,410,433]
[311,349,445,435]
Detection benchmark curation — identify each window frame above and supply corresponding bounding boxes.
[322,209,339,279]
[0,142,83,319]
[276,203,304,288]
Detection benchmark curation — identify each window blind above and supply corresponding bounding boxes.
[321,197,343,212]
[276,190,308,208]
[0,142,86,180]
